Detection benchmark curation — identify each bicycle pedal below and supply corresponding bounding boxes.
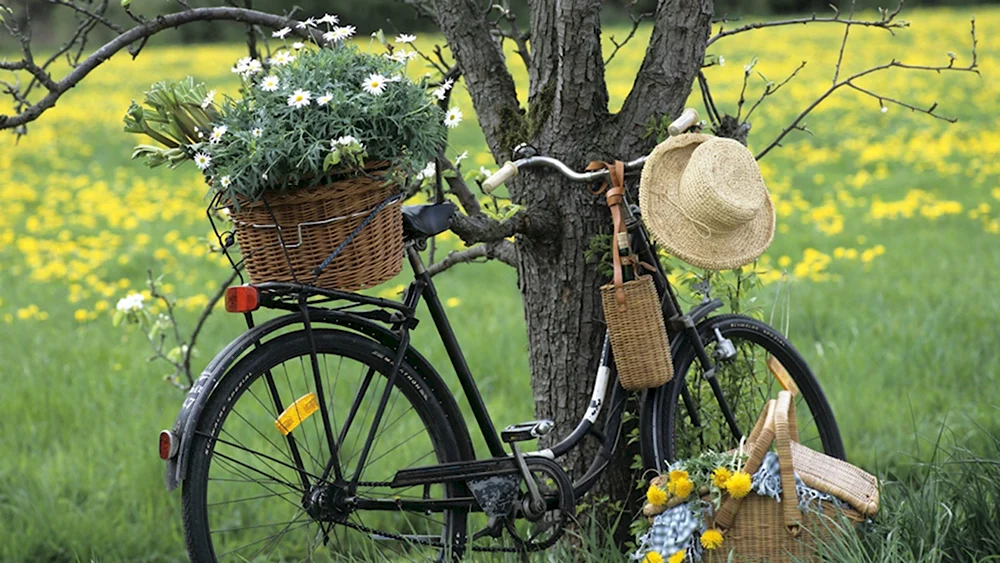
[501,420,554,443]
[471,515,506,541]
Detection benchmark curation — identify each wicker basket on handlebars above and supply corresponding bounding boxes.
[596,160,674,391]
[231,165,403,291]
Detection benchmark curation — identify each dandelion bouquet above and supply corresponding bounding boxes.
[124,17,449,205]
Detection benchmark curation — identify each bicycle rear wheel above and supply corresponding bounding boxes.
[182,329,468,562]
[642,314,844,468]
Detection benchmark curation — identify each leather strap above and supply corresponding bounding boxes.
[589,160,630,310]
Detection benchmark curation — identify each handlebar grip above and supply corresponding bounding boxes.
[667,108,701,137]
[481,161,519,194]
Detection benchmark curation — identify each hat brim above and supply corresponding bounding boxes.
[639,135,775,271]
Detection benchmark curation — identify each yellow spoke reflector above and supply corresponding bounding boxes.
[275,393,319,436]
[767,356,799,396]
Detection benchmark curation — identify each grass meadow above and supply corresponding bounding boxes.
[1,6,998,561]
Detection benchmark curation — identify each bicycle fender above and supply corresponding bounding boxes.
[164,309,475,492]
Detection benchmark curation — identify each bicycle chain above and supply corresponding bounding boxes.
[337,481,565,553]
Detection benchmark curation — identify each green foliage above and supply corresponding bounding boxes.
[125,38,447,205]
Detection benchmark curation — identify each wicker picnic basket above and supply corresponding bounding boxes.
[705,392,879,562]
[231,164,402,291]
[596,160,673,391]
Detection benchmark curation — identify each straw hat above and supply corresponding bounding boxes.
[639,134,775,271]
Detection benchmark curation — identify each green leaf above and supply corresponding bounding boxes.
[112,310,125,327]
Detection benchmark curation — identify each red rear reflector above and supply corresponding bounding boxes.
[159,430,177,460]
[226,285,259,313]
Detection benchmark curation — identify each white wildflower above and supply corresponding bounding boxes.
[325,25,355,43]
[479,166,493,177]
[209,125,228,144]
[317,92,334,106]
[292,41,305,50]
[220,175,231,188]
[287,89,312,108]
[245,59,263,75]
[432,78,454,101]
[260,75,280,92]
[362,73,388,95]
[231,56,252,75]
[116,293,145,312]
[272,27,292,39]
[881,106,888,113]
[455,150,469,165]
[270,50,295,66]
[334,135,363,149]
[416,161,436,181]
[193,153,212,170]
[444,107,463,128]
[395,33,416,44]
[719,56,726,66]
[296,17,316,29]
[201,89,216,109]
[318,13,339,25]
[252,128,263,138]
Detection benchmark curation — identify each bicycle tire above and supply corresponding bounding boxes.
[641,314,845,469]
[182,329,469,562]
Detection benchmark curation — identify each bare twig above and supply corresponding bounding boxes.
[743,61,806,122]
[182,268,241,383]
[696,71,722,127]
[49,0,125,33]
[493,0,531,69]
[756,18,978,160]
[0,7,303,131]
[831,0,856,84]
[604,0,651,65]
[427,241,518,276]
[707,0,907,46]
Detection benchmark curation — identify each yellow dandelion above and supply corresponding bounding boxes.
[74,309,88,322]
[712,467,732,488]
[668,549,686,563]
[445,297,462,308]
[642,552,664,563]
[725,471,752,499]
[646,484,668,506]
[668,470,688,482]
[700,528,724,549]
[673,477,694,500]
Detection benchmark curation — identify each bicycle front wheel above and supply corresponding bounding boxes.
[641,314,844,469]
[182,329,468,562]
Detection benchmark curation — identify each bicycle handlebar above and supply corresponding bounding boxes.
[481,108,700,194]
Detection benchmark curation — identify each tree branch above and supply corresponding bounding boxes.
[449,210,527,244]
[706,0,907,46]
[0,7,303,131]
[427,240,517,276]
[604,1,652,65]
[755,18,978,160]
[612,0,713,156]
[426,0,523,161]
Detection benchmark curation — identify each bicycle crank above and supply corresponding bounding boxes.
[502,456,575,552]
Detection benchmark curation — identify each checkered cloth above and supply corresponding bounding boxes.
[635,453,840,562]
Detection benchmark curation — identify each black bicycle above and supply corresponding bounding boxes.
[159,109,844,561]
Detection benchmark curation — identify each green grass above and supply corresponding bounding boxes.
[1,5,999,560]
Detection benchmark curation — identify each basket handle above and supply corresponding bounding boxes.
[588,160,630,310]
[714,399,776,530]
[774,390,805,535]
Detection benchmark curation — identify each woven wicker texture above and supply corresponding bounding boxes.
[639,134,775,271]
[232,174,402,291]
[709,391,872,562]
[790,442,880,516]
[600,275,673,390]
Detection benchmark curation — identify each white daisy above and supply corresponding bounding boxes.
[246,59,263,75]
[432,78,454,101]
[386,51,408,63]
[292,41,305,50]
[416,161,436,181]
[317,92,334,106]
[116,293,144,312]
[270,50,295,66]
[334,135,363,149]
[260,75,280,92]
[252,128,263,138]
[209,125,227,144]
[231,56,251,75]
[193,153,212,170]
[296,17,316,29]
[272,27,292,39]
[220,175,231,188]
[287,89,312,108]
[362,73,388,95]
[395,33,416,43]
[318,13,339,25]
[455,151,468,165]
[325,25,355,43]
[201,89,216,109]
[444,107,463,128]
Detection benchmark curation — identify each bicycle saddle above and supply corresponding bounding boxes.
[402,202,456,241]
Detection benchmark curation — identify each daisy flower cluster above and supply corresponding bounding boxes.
[124,16,449,205]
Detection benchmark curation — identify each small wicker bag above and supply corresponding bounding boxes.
[706,392,879,562]
[595,161,673,391]
[231,165,402,292]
